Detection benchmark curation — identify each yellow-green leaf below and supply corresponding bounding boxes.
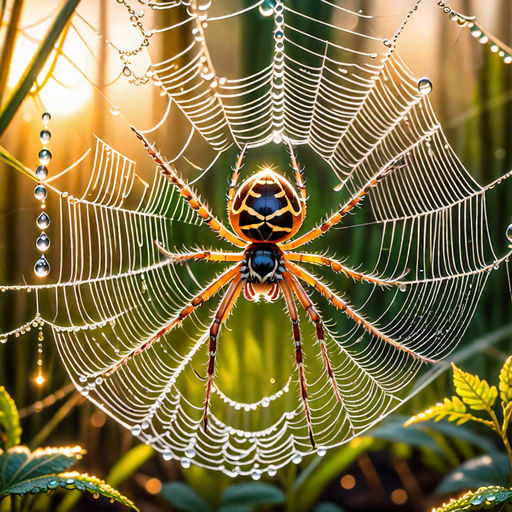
[404,396,475,427]
[452,363,497,411]
[499,356,512,406]
[433,485,512,511]
[0,386,21,450]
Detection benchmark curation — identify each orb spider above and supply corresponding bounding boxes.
[107,127,436,447]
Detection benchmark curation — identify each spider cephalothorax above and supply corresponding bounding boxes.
[109,127,437,447]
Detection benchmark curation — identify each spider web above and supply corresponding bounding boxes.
[2,0,512,476]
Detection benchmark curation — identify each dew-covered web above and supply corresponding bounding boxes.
[2,0,512,476]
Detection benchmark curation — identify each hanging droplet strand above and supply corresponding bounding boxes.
[34,112,51,278]
[34,327,45,385]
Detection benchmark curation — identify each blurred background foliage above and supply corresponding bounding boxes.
[0,0,511,511]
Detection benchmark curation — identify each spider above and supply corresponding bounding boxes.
[106,127,436,448]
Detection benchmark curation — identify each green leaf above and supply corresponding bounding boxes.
[452,363,498,411]
[160,482,213,512]
[370,417,442,453]
[437,453,510,495]
[4,470,138,510]
[500,356,512,406]
[222,483,285,507]
[314,503,346,512]
[0,386,21,450]
[0,445,84,495]
[217,506,253,512]
[404,396,478,427]
[433,485,512,511]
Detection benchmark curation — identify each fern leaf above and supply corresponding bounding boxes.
[0,386,21,450]
[452,363,498,411]
[404,396,475,427]
[499,356,512,406]
[433,485,512,511]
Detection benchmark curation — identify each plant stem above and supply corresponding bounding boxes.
[488,408,512,468]
[0,0,81,136]
[0,0,25,107]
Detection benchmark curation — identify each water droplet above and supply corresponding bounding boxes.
[471,499,482,506]
[185,447,196,458]
[65,478,75,486]
[251,469,262,480]
[273,132,282,144]
[292,453,302,464]
[122,65,131,77]
[317,446,327,456]
[110,107,120,116]
[40,130,51,144]
[470,26,482,38]
[399,283,407,292]
[261,398,270,407]
[34,256,50,277]
[486,495,496,502]
[37,212,51,229]
[275,29,284,40]
[95,376,103,385]
[504,54,512,64]
[181,457,191,468]
[42,111,51,124]
[131,424,142,436]
[506,224,512,242]
[34,185,47,201]
[490,43,499,53]
[36,232,50,251]
[162,450,172,461]
[48,480,59,490]
[267,465,277,476]
[200,69,215,81]
[141,420,149,430]
[35,165,48,180]
[38,149,52,165]
[417,77,432,95]
[258,0,276,17]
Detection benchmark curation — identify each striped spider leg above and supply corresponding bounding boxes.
[280,160,398,251]
[131,127,247,248]
[103,263,243,377]
[284,261,437,364]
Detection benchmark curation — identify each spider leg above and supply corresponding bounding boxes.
[285,253,404,288]
[155,241,245,263]
[104,263,242,376]
[280,160,397,250]
[227,145,247,213]
[279,279,316,448]
[283,272,342,402]
[131,127,246,248]
[203,274,244,431]
[286,140,307,220]
[285,261,437,364]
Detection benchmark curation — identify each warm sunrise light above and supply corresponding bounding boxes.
[8,27,92,115]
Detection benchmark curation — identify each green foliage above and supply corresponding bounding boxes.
[406,357,512,510]
[160,481,285,512]
[433,486,512,512]
[436,453,510,495]
[313,503,345,512]
[0,387,138,511]
[0,386,20,450]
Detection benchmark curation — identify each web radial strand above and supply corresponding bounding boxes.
[2,1,512,476]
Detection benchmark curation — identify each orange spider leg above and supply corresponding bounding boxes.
[131,127,247,248]
[227,145,247,213]
[286,140,307,220]
[155,241,245,263]
[279,279,316,448]
[104,263,243,377]
[284,261,437,364]
[283,272,342,402]
[285,253,402,288]
[203,274,244,431]
[280,160,397,251]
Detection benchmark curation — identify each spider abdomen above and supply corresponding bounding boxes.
[229,169,302,243]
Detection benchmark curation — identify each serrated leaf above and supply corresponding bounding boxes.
[0,387,20,450]
[433,485,512,511]
[404,396,476,427]
[499,356,512,406]
[436,453,511,495]
[452,363,497,411]
[4,471,138,510]
[0,445,85,495]
[160,482,213,512]
[222,482,285,507]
